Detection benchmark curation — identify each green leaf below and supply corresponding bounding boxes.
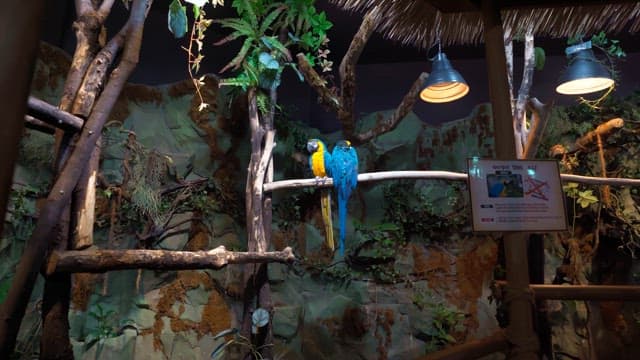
[534,47,545,71]
[259,5,286,35]
[219,37,253,73]
[261,36,292,61]
[168,0,188,39]
[258,52,279,69]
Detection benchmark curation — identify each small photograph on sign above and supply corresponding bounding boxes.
[486,172,524,198]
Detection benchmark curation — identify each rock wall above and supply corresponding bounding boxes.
[4,43,505,360]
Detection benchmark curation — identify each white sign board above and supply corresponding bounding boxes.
[467,158,567,232]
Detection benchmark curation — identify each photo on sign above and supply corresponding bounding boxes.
[486,172,524,198]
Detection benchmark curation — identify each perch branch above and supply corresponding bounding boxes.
[296,53,341,113]
[355,72,428,144]
[27,96,84,131]
[253,130,275,199]
[522,97,552,159]
[24,115,55,134]
[515,26,535,157]
[46,246,295,274]
[338,8,377,139]
[549,118,625,157]
[493,282,640,301]
[263,170,640,192]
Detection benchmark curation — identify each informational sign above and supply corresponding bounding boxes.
[467,158,567,232]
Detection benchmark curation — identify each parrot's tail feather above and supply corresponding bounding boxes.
[338,195,347,256]
[321,190,334,251]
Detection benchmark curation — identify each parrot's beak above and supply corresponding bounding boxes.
[306,140,318,153]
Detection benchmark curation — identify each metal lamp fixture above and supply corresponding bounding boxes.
[556,41,614,95]
[420,51,469,103]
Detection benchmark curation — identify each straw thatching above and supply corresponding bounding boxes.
[330,0,640,49]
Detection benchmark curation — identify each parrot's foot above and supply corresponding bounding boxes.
[314,176,329,186]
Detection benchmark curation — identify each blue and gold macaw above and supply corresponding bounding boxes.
[331,140,358,256]
[307,139,335,251]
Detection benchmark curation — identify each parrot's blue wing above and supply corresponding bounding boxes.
[331,141,359,256]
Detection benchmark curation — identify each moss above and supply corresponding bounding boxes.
[199,289,232,337]
[341,306,368,339]
[148,270,231,354]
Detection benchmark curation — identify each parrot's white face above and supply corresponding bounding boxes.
[307,139,322,153]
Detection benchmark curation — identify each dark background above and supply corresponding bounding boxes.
[41,0,640,132]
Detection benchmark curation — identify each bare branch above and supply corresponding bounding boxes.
[24,115,55,134]
[355,72,428,144]
[75,0,92,16]
[263,169,640,193]
[27,96,84,131]
[253,130,275,199]
[296,53,341,113]
[503,27,514,106]
[46,246,296,274]
[515,26,535,157]
[522,97,552,159]
[97,0,116,21]
[73,24,129,116]
[338,9,377,139]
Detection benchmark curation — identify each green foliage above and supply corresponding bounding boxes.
[534,46,545,70]
[84,303,135,357]
[382,181,468,242]
[413,289,464,353]
[168,0,188,38]
[210,309,271,360]
[590,31,626,58]
[354,222,402,259]
[563,182,598,209]
[215,0,332,96]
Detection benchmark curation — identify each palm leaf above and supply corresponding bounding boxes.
[214,18,255,37]
[220,38,254,73]
[259,5,286,35]
[261,36,292,61]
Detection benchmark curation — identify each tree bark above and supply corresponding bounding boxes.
[46,246,295,273]
[0,0,45,236]
[338,9,377,139]
[72,138,101,250]
[0,0,151,354]
[27,96,84,131]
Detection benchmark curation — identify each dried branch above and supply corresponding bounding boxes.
[522,97,552,159]
[27,96,84,131]
[550,118,625,158]
[72,23,129,116]
[338,9,377,139]
[263,170,640,193]
[355,72,428,144]
[514,26,535,158]
[46,246,295,274]
[24,115,55,134]
[296,53,341,113]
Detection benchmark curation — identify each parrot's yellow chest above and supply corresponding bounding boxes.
[311,151,327,177]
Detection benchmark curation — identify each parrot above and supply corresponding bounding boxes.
[330,140,358,256]
[307,138,335,252]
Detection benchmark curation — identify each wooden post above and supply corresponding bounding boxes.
[480,1,538,359]
[0,0,45,236]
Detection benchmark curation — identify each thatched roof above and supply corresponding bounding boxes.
[331,0,640,49]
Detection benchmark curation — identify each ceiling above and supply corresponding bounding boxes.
[42,0,640,67]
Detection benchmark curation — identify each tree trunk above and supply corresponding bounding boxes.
[0,0,46,236]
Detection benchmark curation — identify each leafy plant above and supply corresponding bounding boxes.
[413,289,464,353]
[563,182,599,237]
[83,303,135,358]
[210,308,271,359]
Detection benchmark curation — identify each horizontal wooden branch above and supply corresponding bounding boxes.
[263,170,640,192]
[27,96,84,131]
[495,281,640,301]
[46,246,295,274]
[24,115,55,134]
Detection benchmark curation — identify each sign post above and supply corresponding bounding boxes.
[467,158,567,232]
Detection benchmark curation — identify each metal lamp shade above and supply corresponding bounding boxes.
[420,52,469,103]
[556,48,614,95]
